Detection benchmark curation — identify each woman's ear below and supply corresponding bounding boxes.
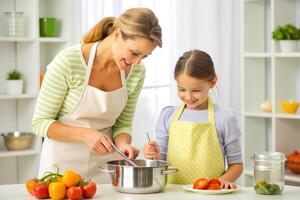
[113,28,121,40]
[209,76,218,88]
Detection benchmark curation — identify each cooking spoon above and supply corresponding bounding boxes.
[111,142,138,167]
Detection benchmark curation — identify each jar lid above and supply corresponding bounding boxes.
[253,151,286,162]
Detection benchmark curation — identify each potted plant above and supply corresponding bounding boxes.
[272,24,300,52]
[5,70,23,94]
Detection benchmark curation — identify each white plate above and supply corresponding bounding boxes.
[182,185,239,195]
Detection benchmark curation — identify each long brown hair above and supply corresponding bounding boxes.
[174,50,216,81]
[81,7,162,47]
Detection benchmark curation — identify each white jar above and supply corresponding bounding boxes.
[4,11,25,37]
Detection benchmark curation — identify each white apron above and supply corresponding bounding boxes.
[38,42,128,183]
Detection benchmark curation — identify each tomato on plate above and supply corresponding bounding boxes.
[49,181,66,200]
[26,178,39,195]
[32,182,49,199]
[82,181,97,198]
[66,186,82,200]
[193,178,209,190]
[207,178,221,190]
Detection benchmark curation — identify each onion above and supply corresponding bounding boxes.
[260,100,272,112]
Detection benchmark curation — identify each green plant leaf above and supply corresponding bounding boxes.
[6,70,22,80]
[272,24,300,40]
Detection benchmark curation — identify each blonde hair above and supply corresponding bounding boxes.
[81,7,162,47]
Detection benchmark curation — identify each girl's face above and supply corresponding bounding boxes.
[176,73,217,110]
[111,29,156,71]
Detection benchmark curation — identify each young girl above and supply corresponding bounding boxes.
[144,50,243,188]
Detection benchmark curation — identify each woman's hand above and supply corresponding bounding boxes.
[144,141,160,159]
[117,143,139,160]
[84,130,114,154]
[219,179,237,189]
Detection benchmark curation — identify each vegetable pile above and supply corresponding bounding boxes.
[26,168,96,199]
[254,179,281,195]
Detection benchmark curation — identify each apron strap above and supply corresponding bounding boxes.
[84,41,99,85]
[207,97,215,124]
[172,104,185,121]
[172,97,215,124]
[120,70,126,86]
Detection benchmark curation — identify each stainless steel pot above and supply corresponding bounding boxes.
[99,159,177,194]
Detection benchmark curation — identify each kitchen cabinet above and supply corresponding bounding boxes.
[241,0,300,186]
[0,0,74,184]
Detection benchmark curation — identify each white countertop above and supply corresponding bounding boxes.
[0,184,299,200]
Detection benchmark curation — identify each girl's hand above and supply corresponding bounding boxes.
[144,141,160,159]
[117,143,139,159]
[219,179,237,189]
[84,130,114,153]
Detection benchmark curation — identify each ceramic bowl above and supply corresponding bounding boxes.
[280,101,299,114]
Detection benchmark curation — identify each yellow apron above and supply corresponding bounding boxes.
[167,98,225,184]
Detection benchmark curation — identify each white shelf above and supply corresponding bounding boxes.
[243,112,300,119]
[0,37,35,42]
[243,52,272,58]
[242,0,300,186]
[0,149,39,158]
[275,114,300,119]
[0,93,37,99]
[285,171,300,183]
[39,37,67,43]
[244,112,273,118]
[274,53,300,58]
[0,0,73,184]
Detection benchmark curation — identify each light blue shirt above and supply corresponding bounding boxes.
[156,104,242,165]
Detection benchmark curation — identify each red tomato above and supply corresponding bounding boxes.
[67,186,82,200]
[193,178,209,190]
[32,182,49,199]
[208,178,221,186]
[207,178,221,190]
[25,178,39,195]
[82,181,97,198]
[207,183,221,190]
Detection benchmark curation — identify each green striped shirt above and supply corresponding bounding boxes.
[32,44,145,138]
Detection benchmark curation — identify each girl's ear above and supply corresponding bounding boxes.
[209,76,218,88]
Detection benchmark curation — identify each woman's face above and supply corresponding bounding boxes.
[111,30,157,71]
[176,73,217,110]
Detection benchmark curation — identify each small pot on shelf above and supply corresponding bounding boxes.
[279,40,298,52]
[5,70,23,95]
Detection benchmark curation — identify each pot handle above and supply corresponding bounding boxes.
[98,167,115,175]
[161,168,178,175]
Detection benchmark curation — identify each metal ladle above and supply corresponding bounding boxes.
[111,142,138,167]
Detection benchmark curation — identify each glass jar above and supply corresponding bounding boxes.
[4,11,25,37]
[252,152,286,195]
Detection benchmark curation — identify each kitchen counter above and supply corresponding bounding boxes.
[0,184,299,200]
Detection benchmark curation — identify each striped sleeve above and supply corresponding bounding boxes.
[32,52,71,138]
[112,64,145,138]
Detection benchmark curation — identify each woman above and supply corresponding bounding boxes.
[32,7,162,183]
